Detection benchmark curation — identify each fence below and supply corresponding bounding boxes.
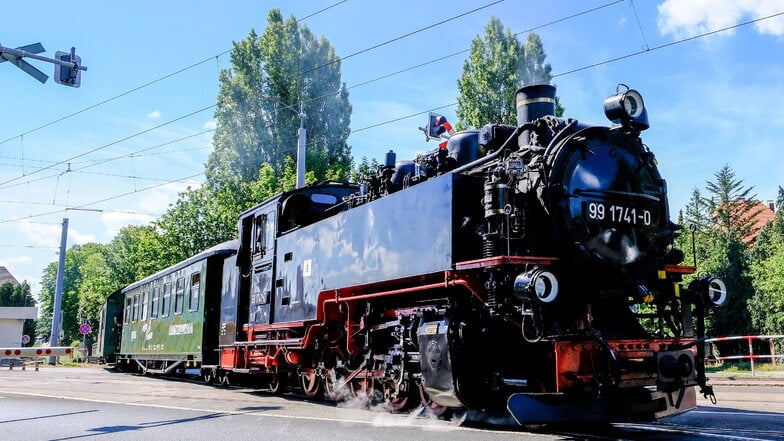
[705,335,784,375]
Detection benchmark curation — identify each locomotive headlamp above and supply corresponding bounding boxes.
[704,276,728,307]
[603,84,650,131]
[514,269,559,303]
[689,276,728,307]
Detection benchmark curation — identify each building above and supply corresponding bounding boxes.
[0,266,19,286]
[0,267,38,348]
[0,307,38,347]
[743,200,777,244]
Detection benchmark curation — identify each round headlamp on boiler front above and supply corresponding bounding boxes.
[603,84,649,131]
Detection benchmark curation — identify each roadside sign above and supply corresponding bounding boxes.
[78,323,91,335]
[21,334,31,344]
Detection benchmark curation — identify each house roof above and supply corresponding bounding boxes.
[743,200,777,244]
[0,266,19,286]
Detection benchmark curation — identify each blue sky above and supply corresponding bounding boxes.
[1,0,783,299]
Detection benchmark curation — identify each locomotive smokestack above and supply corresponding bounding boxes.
[515,84,556,126]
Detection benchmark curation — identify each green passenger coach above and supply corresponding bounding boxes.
[114,240,237,374]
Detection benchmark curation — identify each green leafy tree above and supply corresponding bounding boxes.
[155,185,241,264]
[678,166,760,337]
[0,281,37,345]
[748,187,784,336]
[456,18,561,129]
[37,243,105,345]
[157,8,353,263]
[205,8,352,194]
[104,225,168,284]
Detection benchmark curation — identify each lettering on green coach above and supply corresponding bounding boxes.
[169,323,194,336]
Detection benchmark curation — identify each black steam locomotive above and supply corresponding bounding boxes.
[99,84,727,424]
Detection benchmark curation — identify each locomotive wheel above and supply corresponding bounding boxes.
[268,373,287,394]
[350,373,381,404]
[219,371,231,387]
[382,380,413,411]
[300,372,323,398]
[202,370,215,385]
[323,370,346,401]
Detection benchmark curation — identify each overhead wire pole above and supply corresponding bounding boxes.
[48,217,68,364]
[296,101,306,189]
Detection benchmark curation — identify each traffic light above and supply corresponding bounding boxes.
[54,49,81,88]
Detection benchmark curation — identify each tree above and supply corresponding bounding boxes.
[154,8,353,263]
[748,186,784,336]
[36,243,105,345]
[157,183,258,265]
[205,8,352,194]
[104,225,168,284]
[456,18,561,129]
[686,166,759,337]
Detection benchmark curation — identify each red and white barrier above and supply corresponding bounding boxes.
[705,335,784,375]
[1,347,75,358]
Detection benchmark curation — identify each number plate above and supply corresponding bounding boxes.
[584,201,656,227]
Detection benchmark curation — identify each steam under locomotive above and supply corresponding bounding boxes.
[98,84,728,424]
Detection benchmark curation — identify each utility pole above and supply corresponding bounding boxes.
[49,218,69,364]
[296,101,306,189]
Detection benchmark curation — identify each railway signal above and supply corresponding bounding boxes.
[0,42,87,87]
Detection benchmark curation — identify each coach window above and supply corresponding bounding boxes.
[140,290,149,321]
[132,294,139,322]
[189,273,200,311]
[150,284,160,319]
[161,282,172,318]
[124,297,131,324]
[174,277,185,315]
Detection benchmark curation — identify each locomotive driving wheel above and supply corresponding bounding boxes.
[323,369,344,400]
[267,373,287,394]
[382,379,414,411]
[349,371,381,402]
[300,371,323,398]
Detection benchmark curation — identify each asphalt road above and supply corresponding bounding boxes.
[1,366,783,440]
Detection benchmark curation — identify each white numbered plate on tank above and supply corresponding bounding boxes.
[584,201,655,227]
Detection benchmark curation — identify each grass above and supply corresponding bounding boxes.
[706,361,784,374]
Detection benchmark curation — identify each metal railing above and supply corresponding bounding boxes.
[705,335,784,375]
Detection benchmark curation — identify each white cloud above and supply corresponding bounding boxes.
[0,256,32,266]
[658,0,784,39]
[148,110,162,119]
[13,219,96,247]
[137,180,202,212]
[100,211,157,237]
[203,120,217,130]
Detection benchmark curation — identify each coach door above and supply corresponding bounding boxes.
[249,208,276,325]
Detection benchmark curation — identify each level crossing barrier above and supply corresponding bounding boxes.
[705,335,784,375]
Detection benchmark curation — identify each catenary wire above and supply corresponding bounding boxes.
[0,0,350,148]
[4,4,781,213]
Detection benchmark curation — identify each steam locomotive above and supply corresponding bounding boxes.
[97,84,728,424]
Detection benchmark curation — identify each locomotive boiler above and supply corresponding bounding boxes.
[102,84,727,424]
